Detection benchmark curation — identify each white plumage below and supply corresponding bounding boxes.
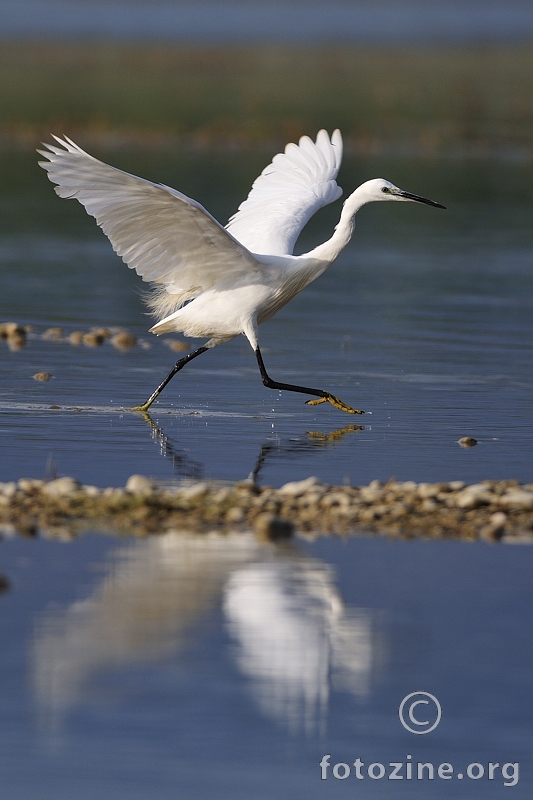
[39,130,444,413]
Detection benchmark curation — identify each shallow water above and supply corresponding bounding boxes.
[1,150,532,487]
[0,530,532,799]
[1,148,533,798]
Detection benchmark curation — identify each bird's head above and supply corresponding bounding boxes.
[356,178,446,209]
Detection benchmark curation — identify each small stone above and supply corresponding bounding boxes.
[397,481,418,492]
[17,478,44,493]
[417,483,440,499]
[42,477,81,497]
[448,481,466,491]
[359,486,384,503]
[0,322,26,338]
[254,513,294,542]
[278,476,326,497]
[388,503,410,519]
[0,482,17,498]
[83,332,105,347]
[42,327,63,341]
[225,507,245,524]
[458,436,478,447]
[454,484,493,508]
[111,331,137,350]
[102,487,126,499]
[125,474,154,495]
[33,372,53,382]
[7,332,26,350]
[164,339,190,352]
[91,327,112,339]
[498,491,533,509]
[176,482,209,501]
[480,512,508,541]
[68,331,84,346]
[82,485,100,497]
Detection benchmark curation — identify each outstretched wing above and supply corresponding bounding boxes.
[38,137,261,308]
[226,129,343,256]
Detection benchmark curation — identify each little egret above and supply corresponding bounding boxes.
[38,130,444,413]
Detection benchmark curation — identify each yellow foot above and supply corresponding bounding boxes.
[307,424,364,442]
[306,393,364,414]
[131,402,154,414]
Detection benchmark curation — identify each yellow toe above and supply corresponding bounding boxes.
[306,393,364,415]
[131,403,153,413]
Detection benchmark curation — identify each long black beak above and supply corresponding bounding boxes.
[398,190,446,209]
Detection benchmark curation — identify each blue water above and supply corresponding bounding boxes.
[2,0,533,42]
[0,530,531,798]
[1,147,533,798]
[1,151,532,488]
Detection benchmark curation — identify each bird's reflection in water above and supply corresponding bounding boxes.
[248,423,363,484]
[33,531,378,736]
[143,412,204,480]
[139,410,363,484]
[224,554,373,734]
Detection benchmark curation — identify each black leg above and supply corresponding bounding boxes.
[254,347,363,414]
[132,345,209,412]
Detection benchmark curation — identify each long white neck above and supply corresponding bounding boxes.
[304,185,372,265]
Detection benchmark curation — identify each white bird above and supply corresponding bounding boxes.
[38,130,444,414]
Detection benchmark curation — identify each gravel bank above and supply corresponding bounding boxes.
[1,475,533,543]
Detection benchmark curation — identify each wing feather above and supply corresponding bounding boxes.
[226,129,343,256]
[38,137,261,310]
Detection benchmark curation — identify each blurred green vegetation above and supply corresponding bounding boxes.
[1,41,533,153]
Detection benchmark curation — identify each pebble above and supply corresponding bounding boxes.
[176,482,209,501]
[253,513,294,542]
[278,476,326,497]
[454,484,493,509]
[42,477,81,497]
[42,327,63,341]
[125,474,154,495]
[0,322,27,344]
[7,332,27,350]
[92,327,112,339]
[111,331,137,350]
[68,331,85,346]
[17,479,44,492]
[33,372,53,382]
[164,339,190,352]
[498,490,533,509]
[83,332,106,347]
[0,482,17,498]
[480,511,508,541]
[458,436,478,447]
[225,507,245,524]
[82,485,100,497]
